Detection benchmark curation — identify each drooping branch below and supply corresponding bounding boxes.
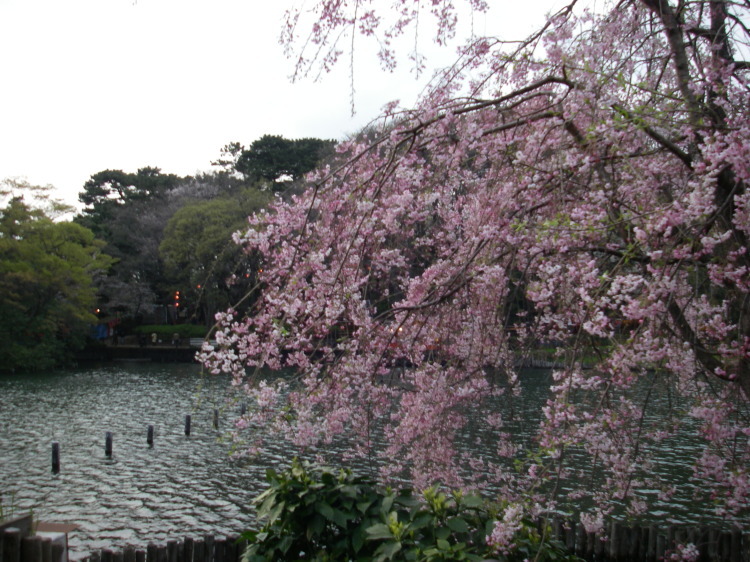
[639,0,704,123]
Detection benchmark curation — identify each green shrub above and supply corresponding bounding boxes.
[241,459,578,562]
[133,324,208,339]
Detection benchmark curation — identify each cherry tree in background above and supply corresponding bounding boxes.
[202,0,750,529]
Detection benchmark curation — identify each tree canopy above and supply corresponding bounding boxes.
[0,184,113,371]
[233,135,336,186]
[160,188,271,324]
[201,0,750,536]
[77,167,180,239]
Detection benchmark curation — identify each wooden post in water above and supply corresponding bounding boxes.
[213,409,219,430]
[185,415,191,436]
[147,425,154,447]
[239,402,247,416]
[105,432,113,458]
[51,442,60,474]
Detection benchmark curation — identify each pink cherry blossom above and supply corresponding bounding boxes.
[203,0,750,528]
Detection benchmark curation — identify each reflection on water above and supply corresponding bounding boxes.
[0,364,739,558]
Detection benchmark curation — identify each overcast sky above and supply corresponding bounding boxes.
[0,0,563,208]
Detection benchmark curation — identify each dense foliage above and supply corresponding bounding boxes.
[242,459,575,561]
[133,324,207,339]
[159,189,271,325]
[75,136,334,328]
[0,183,113,371]
[202,0,750,533]
[234,135,337,186]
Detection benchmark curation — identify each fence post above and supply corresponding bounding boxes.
[594,527,606,559]
[628,525,641,560]
[192,539,205,562]
[647,525,658,561]
[609,521,621,560]
[225,536,238,562]
[656,531,666,560]
[167,540,180,562]
[213,538,225,562]
[123,546,136,562]
[2,529,22,562]
[183,538,194,562]
[21,536,42,562]
[729,528,742,562]
[204,536,214,562]
[40,535,52,562]
[50,543,64,562]
[147,543,158,562]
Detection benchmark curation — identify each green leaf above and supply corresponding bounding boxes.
[332,508,352,528]
[255,492,277,521]
[357,499,374,514]
[306,513,324,540]
[436,539,451,551]
[446,517,470,533]
[410,513,434,530]
[435,526,451,540]
[278,535,293,554]
[351,526,365,553]
[381,494,394,514]
[238,530,257,543]
[378,541,402,560]
[367,523,394,540]
[317,501,335,521]
[461,495,483,509]
[267,500,286,525]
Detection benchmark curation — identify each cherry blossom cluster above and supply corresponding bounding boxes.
[201,0,750,530]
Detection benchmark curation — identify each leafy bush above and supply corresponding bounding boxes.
[241,459,578,562]
[133,324,207,339]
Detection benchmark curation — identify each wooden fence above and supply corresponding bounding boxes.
[1,516,747,562]
[543,518,747,561]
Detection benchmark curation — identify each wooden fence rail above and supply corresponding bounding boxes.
[2,519,747,562]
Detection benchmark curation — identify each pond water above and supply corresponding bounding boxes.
[0,363,742,558]
[0,363,286,559]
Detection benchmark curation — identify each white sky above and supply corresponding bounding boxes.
[0,0,563,208]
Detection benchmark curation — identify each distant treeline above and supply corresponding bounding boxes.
[0,135,335,372]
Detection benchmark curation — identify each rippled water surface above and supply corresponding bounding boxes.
[1,364,743,559]
[0,364,286,559]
